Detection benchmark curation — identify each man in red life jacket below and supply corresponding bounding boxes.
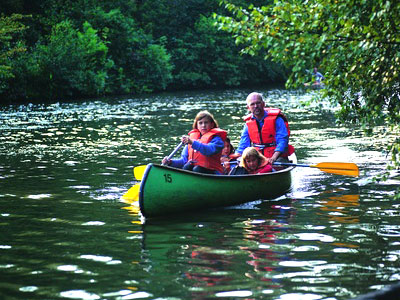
[235,92,295,165]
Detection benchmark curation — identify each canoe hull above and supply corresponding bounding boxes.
[139,159,295,218]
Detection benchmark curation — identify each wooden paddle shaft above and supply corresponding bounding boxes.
[273,162,309,167]
[163,141,184,164]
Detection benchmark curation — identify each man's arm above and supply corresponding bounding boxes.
[235,125,251,155]
[274,117,289,153]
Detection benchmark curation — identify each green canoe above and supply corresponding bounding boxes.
[138,156,296,218]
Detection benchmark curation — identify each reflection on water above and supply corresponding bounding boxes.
[317,190,360,224]
[0,89,399,300]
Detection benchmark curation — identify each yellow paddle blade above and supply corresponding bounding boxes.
[121,184,140,202]
[133,165,147,180]
[312,162,359,177]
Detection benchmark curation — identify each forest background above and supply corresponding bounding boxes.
[0,0,284,102]
[1,0,399,173]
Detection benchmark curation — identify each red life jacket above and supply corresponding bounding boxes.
[188,128,227,173]
[250,160,273,174]
[244,108,295,158]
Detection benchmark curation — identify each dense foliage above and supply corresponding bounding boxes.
[0,14,26,94]
[215,0,400,169]
[0,0,286,102]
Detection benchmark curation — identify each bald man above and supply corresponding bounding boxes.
[235,92,294,165]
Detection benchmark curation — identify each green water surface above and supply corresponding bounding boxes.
[0,88,399,300]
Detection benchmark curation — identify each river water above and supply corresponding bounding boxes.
[0,88,399,300]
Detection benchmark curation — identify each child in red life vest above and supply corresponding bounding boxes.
[221,138,238,174]
[232,147,273,175]
[162,110,227,174]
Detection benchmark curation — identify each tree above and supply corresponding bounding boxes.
[214,0,400,169]
[1,1,174,98]
[0,14,27,94]
[82,8,173,94]
[136,0,287,90]
[11,20,112,99]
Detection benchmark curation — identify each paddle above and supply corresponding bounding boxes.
[162,141,184,165]
[273,161,359,177]
[133,141,185,181]
[123,141,185,202]
[122,183,140,202]
[226,160,359,177]
[133,165,147,181]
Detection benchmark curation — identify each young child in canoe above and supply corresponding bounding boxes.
[162,110,227,174]
[220,137,238,174]
[229,147,273,175]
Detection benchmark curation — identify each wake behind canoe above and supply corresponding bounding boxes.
[139,159,295,218]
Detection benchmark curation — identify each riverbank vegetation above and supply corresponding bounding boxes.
[1,0,399,174]
[215,0,400,172]
[0,0,285,102]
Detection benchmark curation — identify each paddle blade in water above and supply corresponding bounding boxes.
[313,162,359,177]
[122,184,140,202]
[133,165,147,180]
